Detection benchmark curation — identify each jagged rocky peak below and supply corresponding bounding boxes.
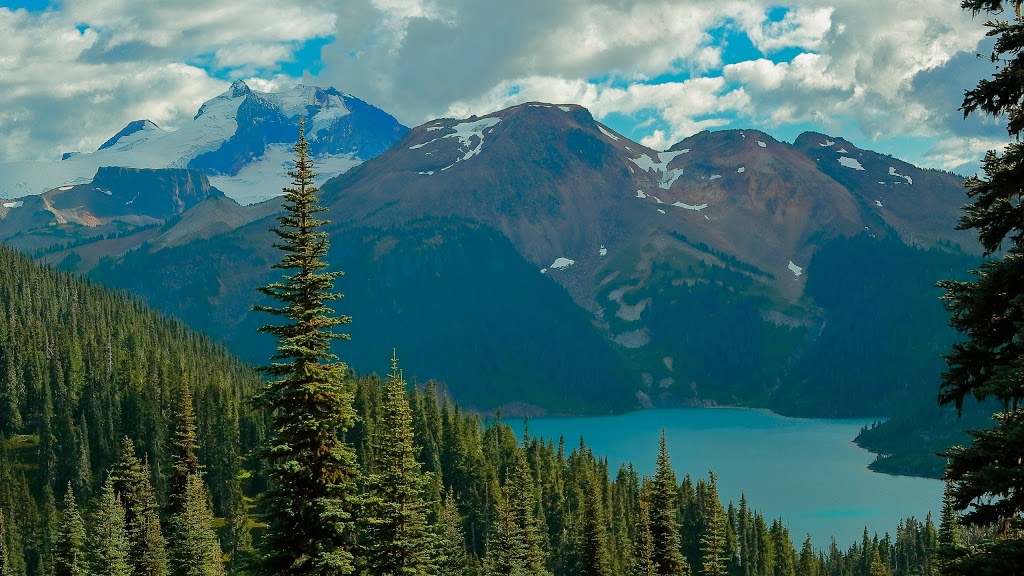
[229,78,252,98]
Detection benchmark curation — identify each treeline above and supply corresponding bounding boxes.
[0,243,263,520]
[1,371,950,576]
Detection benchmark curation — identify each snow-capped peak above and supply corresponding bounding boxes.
[97,120,163,151]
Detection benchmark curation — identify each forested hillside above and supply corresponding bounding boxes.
[0,243,263,537]
[0,237,956,576]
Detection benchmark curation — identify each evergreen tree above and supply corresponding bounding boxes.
[649,432,690,576]
[581,467,612,576]
[110,438,168,576]
[937,2,1024,574]
[167,475,224,576]
[37,484,60,576]
[937,481,963,559]
[0,508,11,576]
[167,385,200,519]
[54,485,88,576]
[434,490,475,576]
[699,472,726,576]
[251,121,359,576]
[89,478,132,576]
[485,452,551,576]
[797,535,816,576]
[358,351,436,576]
[632,483,656,576]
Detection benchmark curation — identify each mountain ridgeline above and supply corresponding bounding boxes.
[0,95,985,474]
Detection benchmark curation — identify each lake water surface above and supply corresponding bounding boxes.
[509,408,942,548]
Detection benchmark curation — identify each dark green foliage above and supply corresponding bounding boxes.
[357,353,437,575]
[936,2,1024,574]
[89,478,132,576]
[699,473,726,576]
[0,508,10,576]
[167,475,224,576]
[776,234,976,418]
[648,433,690,576]
[485,451,551,576]
[54,485,88,576]
[581,467,612,576]
[251,122,360,576]
[110,438,168,576]
[434,490,476,576]
[167,385,201,519]
[632,484,656,576]
[0,243,261,509]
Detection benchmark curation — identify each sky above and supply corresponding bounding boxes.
[0,0,1013,174]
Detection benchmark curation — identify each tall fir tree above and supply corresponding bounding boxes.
[699,472,727,576]
[358,351,437,576]
[485,451,551,576]
[251,120,360,576]
[167,384,200,519]
[167,475,224,576]
[89,478,132,576]
[937,1,1024,574]
[581,467,612,576]
[649,432,690,576]
[54,485,88,576]
[434,490,475,576]
[110,438,168,576]
[632,482,656,576]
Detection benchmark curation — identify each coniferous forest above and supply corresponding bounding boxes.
[3,2,1024,575]
[0,230,953,576]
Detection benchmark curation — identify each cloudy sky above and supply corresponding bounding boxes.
[0,0,1012,173]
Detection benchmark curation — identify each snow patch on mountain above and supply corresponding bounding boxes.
[550,257,575,270]
[672,201,708,211]
[839,157,865,170]
[628,151,687,190]
[888,166,913,184]
[820,140,835,147]
[758,141,767,148]
[209,144,361,205]
[598,125,620,141]
[411,117,501,172]
[658,149,689,164]
[737,167,745,173]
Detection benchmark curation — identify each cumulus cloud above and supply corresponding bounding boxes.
[0,0,1011,170]
[0,1,334,161]
[315,0,997,165]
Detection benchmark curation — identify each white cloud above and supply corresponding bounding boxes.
[0,1,334,161]
[0,0,1007,170]
[752,7,834,52]
[924,136,1008,174]
[316,0,994,164]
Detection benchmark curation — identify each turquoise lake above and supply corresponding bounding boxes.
[508,408,943,548]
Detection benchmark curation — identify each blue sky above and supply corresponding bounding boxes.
[0,0,1008,173]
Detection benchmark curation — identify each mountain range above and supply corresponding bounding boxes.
[0,86,980,434]
[0,80,408,204]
